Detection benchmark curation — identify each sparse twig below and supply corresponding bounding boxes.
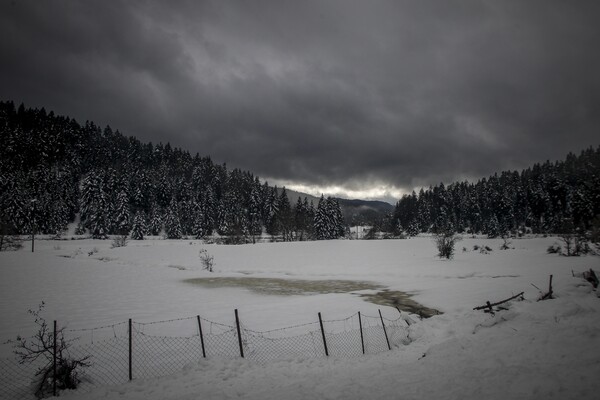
[12,303,91,398]
[473,292,525,312]
[199,249,214,272]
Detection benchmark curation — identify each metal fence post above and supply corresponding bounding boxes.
[379,310,391,351]
[235,309,244,358]
[128,319,133,381]
[358,312,365,355]
[197,315,206,358]
[53,320,57,397]
[318,312,329,356]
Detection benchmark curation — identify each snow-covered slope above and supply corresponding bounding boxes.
[60,287,600,400]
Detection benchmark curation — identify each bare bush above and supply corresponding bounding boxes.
[434,231,460,259]
[199,248,214,272]
[11,303,90,398]
[0,234,23,251]
[547,244,561,254]
[555,218,593,256]
[500,236,513,250]
[111,234,128,248]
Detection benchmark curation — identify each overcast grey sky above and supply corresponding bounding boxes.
[2,0,599,203]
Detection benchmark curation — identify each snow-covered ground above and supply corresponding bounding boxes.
[1,236,599,399]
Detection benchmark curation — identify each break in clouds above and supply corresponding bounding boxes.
[1,0,600,201]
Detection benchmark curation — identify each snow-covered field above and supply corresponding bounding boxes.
[1,236,599,399]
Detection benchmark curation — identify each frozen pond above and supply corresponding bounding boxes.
[184,277,440,316]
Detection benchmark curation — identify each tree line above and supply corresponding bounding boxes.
[390,146,600,237]
[1,101,598,243]
[0,101,345,243]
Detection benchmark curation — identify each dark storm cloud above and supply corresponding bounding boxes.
[2,0,600,199]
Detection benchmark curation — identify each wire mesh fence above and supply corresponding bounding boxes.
[0,309,413,399]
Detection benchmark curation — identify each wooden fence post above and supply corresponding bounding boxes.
[379,310,391,351]
[235,309,244,358]
[318,312,329,356]
[197,315,206,358]
[128,319,132,381]
[358,312,365,355]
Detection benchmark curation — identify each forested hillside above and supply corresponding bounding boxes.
[2,101,598,242]
[0,101,345,242]
[392,147,600,237]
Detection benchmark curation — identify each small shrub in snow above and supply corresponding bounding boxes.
[199,249,214,272]
[74,222,86,236]
[433,231,460,259]
[473,244,492,254]
[556,218,594,256]
[0,235,23,251]
[500,237,512,250]
[547,244,561,254]
[111,234,129,248]
[555,234,592,256]
[11,303,90,398]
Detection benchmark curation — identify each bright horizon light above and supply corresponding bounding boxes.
[267,180,408,204]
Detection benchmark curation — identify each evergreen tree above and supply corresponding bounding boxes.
[294,197,308,241]
[314,196,345,240]
[148,206,163,236]
[276,188,293,241]
[164,198,183,239]
[248,179,263,243]
[264,186,279,236]
[114,190,131,235]
[314,195,329,240]
[130,211,146,240]
[88,191,109,239]
[191,201,205,239]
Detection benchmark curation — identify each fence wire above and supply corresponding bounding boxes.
[0,310,413,399]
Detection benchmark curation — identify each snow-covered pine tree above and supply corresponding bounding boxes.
[314,195,328,240]
[114,190,131,235]
[277,188,293,241]
[179,199,193,236]
[264,186,279,236]
[407,219,420,237]
[305,199,316,239]
[294,197,307,241]
[313,196,345,240]
[79,172,101,229]
[330,198,345,238]
[216,197,230,235]
[248,178,263,243]
[130,211,146,240]
[148,206,163,236]
[200,186,216,236]
[88,191,109,239]
[486,214,501,238]
[164,198,183,239]
[191,201,205,239]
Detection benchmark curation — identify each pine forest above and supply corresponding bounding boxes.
[1,101,599,242]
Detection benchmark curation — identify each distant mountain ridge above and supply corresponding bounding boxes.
[278,188,394,225]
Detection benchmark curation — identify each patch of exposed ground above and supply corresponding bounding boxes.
[358,289,440,318]
[183,277,440,317]
[184,277,383,296]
